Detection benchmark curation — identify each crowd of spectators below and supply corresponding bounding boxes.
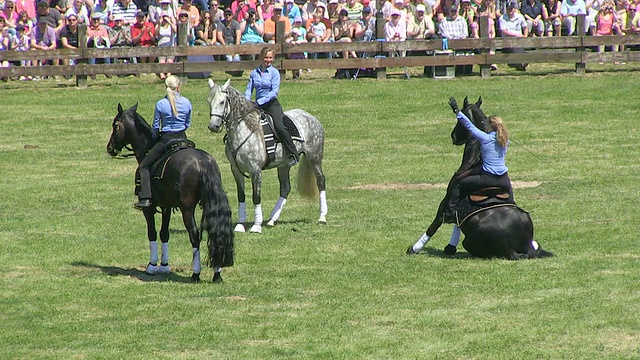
[1,0,637,79]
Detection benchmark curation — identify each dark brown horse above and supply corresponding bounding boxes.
[409,97,552,259]
[107,103,234,282]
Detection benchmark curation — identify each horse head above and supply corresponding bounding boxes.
[107,103,136,156]
[107,103,151,159]
[451,96,487,145]
[207,78,232,133]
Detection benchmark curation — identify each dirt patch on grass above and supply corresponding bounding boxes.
[348,181,542,191]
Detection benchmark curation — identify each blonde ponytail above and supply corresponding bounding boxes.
[165,75,181,117]
[489,115,509,148]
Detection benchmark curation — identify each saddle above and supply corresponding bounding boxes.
[454,186,516,226]
[134,139,196,195]
[260,113,304,165]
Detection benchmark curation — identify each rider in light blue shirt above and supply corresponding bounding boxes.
[135,75,192,209]
[456,111,508,176]
[153,92,192,138]
[448,97,514,207]
[245,46,299,165]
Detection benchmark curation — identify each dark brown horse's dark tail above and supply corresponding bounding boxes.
[200,162,235,268]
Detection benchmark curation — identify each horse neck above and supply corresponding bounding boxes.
[225,89,263,136]
[126,117,152,163]
[460,139,482,172]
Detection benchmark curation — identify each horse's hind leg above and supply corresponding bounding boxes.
[314,162,327,224]
[267,166,292,227]
[181,206,202,283]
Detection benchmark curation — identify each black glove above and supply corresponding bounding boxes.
[448,97,459,114]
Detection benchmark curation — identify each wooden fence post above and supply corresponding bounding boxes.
[177,22,189,83]
[375,0,386,80]
[575,14,586,75]
[478,16,491,79]
[76,24,88,88]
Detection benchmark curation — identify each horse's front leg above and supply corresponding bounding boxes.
[181,206,202,283]
[142,208,158,274]
[231,164,248,233]
[249,171,263,233]
[145,208,172,274]
[267,166,292,227]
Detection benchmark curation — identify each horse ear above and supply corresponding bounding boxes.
[463,97,469,109]
[222,78,231,90]
[476,96,483,108]
[117,103,123,114]
[208,78,215,89]
[131,103,138,113]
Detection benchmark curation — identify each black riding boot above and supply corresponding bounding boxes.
[134,168,152,209]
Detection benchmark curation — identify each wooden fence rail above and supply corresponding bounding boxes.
[2,16,640,85]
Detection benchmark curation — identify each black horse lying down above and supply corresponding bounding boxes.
[409,97,552,260]
[107,103,234,283]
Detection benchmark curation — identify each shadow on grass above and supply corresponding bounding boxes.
[421,247,473,259]
[71,261,194,283]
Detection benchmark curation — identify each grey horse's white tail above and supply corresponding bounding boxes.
[298,154,318,199]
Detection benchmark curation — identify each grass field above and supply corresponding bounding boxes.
[1,65,640,359]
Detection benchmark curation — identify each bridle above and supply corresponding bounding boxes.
[209,88,232,130]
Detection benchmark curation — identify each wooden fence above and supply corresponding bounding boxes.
[2,16,640,86]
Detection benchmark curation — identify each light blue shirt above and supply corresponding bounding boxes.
[457,112,509,176]
[153,93,192,138]
[245,65,280,106]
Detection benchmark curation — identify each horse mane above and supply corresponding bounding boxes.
[125,108,154,139]
[223,85,263,134]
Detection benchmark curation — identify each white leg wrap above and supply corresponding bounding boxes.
[268,197,287,224]
[161,242,169,265]
[192,248,201,275]
[319,191,328,216]
[149,241,158,265]
[214,266,222,274]
[532,240,539,251]
[237,202,247,223]
[250,203,263,233]
[448,225,461,247]
[412,233,430,253]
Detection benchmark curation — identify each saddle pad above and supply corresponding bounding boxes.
[455,194,518,227]
[260,114,304,163]
[152,140,196,180]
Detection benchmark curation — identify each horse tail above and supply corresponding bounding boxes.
[529,243,554,259]
[297,153,318,199]
[200,161,235,269]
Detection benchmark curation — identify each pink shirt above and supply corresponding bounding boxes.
[15,0,36,19]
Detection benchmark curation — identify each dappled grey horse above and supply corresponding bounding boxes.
[206,79,327,233]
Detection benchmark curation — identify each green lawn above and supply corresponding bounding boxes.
[1,67,639,359]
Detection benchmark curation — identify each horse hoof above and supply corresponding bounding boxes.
[191,273,201,283]
[318,215,327,224]
[234,223,246,233]
[406,246,418,255]
[249,225,262,233]
[146,263,159,275]
[266,220,276,227]
[212,272,223,283]
[444,244,457,256]
[158,264,170,274]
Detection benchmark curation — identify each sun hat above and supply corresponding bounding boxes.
[293,15,302,22]
[113,14,125,21]
[416,3,426,12]
[91,11,102,19]
[391,8,401,15]
[274,2,283,10]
